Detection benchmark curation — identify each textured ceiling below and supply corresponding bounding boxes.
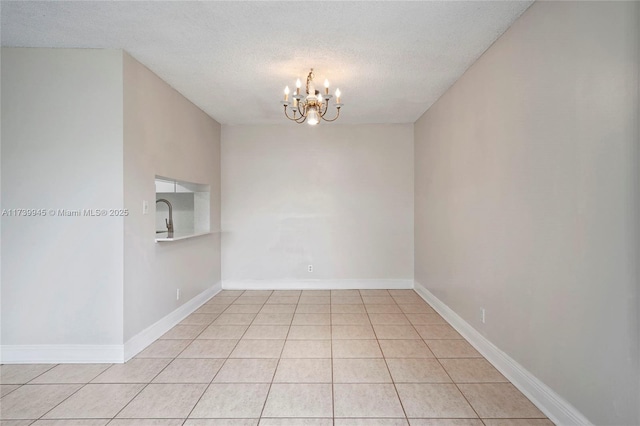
[1,1,532,125]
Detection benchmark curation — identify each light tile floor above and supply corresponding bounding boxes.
[0,290,554,425]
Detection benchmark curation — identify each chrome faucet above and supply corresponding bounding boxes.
[156,198,174,234]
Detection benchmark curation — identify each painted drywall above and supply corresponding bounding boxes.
[1,48,124,345]
[221,124,413,286]
[123,52,221,342]
[0,44,3,351]
[414,2,639,425]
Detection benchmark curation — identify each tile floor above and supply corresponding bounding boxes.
[0,290,554,425]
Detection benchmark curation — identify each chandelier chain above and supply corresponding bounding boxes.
[306,68,314,95]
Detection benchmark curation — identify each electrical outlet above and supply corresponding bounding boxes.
[308,265,313,273]
[481,308,486,324]
[177,289,181,300]
[142,200,149,215]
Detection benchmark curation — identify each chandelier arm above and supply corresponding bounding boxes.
[320,102,329,117]
[283,106,301,121]
[320,107,342,122]
[286,104,307,124]
[284,106,307,122]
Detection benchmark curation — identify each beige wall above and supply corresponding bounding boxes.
[1,48,124,346]
[221,124,413,287]
[414,2,639,424]
[123,53,221,341]
[0,48,222,351]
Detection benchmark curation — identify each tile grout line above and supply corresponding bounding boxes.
[0,363,60,420]
[180,290,248,424]
[22,364,58,384]
[31,364,112,423]
[257,292,296,421]
[1,289,551,424]
[330,294,335,425]
[0,384,22,399]
[158,288,246,422]
[172,293,239,357]
[0,364,57,400]
[108,356,189,421]
[404,289,485,423]
[367,289,411,423]
[114,291,244,423]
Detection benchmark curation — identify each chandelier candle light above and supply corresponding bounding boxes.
[281,68,343,125]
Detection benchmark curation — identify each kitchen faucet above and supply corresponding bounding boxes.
[156,198,174,234]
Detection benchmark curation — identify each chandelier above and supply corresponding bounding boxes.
[281,68,343,125]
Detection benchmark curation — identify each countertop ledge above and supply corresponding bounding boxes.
[155,231,213,242]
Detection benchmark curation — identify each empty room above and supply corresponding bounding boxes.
[1,1,638,425]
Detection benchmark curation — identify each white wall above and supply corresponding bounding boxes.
[0,48,222,359]
[1,48,124,346]
[414,2,639,425]
[123,53,221,342]
[221,124,413,288]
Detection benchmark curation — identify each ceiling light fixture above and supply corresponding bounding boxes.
[281,68,343,125]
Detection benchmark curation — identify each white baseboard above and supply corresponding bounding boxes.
[0,283,222,364]
[0,344,124,364]
[413,281,592,426]
[123,282,222,361]
[222,279,414,290]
